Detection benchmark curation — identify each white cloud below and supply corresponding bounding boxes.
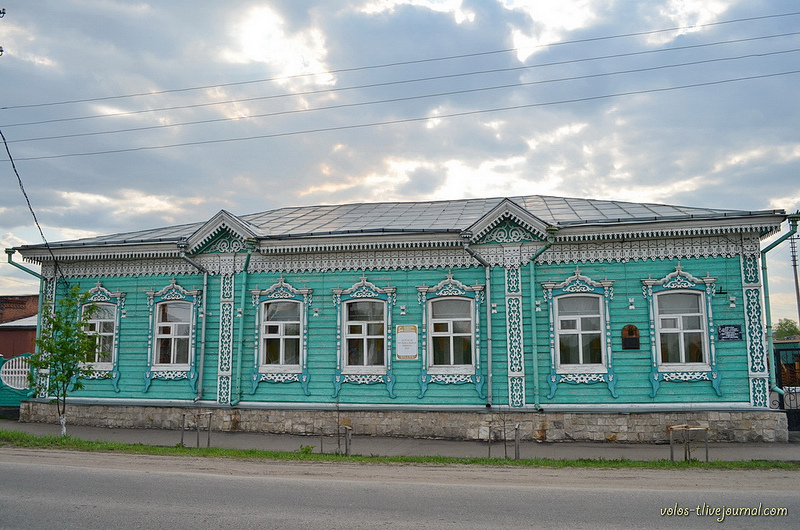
[357,0,475,23]
[503,0,602,60]
[646,0,731,45]
[223,6,334,87]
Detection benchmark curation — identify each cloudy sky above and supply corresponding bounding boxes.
[1,0,799,322]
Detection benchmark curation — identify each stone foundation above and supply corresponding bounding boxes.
[19,402,789,443]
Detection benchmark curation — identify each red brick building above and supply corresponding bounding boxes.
[0,295,38,359]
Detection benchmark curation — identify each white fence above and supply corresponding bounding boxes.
[1,355,31,390]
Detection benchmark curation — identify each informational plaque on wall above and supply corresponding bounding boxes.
[718,324,743,342]
[396,324,418,360]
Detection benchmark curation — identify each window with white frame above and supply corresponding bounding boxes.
[429,298,474,369]
[555,294,604,371]
[344,300,386,370]
[260,300,301,367]
[84,302,115,368]
[655,291,707,365]
[154,301,192,367]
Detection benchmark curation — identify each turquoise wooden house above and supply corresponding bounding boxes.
[9,195,795,442]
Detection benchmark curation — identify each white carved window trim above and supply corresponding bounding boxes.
[642,266,716,373]
[553,293,607,375]
[427,297,476,375]
[258,300,303,373]
[342,299,387,375]
[333,277,396,377]
[82,282,125,391]
[152,300,193,370]
[654,290,711,371]
[145,280,201,379]
[83,301,116,371]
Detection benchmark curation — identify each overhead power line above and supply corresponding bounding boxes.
[1,10,799,111]
[0,129,65,282]
[6,69,798,162]
[3,30,799,130]
[7,47,800,145]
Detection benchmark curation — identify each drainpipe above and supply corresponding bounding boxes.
[528,227,558,410]
[5,248,43,280]
[230,239,255,406]
[461,232,494,407]
[762,213,800,396]
[177,240,209,402]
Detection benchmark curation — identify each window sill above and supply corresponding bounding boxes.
[342,367,387,375]
[150,364,191,372]
[658,363,711,372]
[259,365,301,374]
[427,365,476,375]
[556,364,607,375]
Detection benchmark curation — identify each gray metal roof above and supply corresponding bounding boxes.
[17,195,784,249]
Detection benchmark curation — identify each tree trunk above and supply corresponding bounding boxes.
[60,414,67,437]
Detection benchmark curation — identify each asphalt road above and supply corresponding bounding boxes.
[0,448,797,529]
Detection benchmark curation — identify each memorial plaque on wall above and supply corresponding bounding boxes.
[718,324,743,341]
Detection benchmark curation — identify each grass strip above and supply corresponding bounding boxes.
[0,428,797,470]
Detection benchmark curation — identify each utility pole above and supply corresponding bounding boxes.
[791,235,800,326]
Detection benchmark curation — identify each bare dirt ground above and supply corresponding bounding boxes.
[1,447,797,491]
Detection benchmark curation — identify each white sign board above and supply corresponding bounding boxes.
[396,324,418,360]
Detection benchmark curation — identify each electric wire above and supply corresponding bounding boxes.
[0,129,66,282]
[8,47,800,145]
[4,30,799,129]
[2,9,799,111]
[8,69,798,162]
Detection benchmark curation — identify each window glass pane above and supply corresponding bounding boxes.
[683,315,702,330]
[158,339,171,364]
[558,296,599,315]
[366,338,384,365]
[264,338,280,364]
[265,324,280,335]
[452,337,472,365]
[432,322,449,333]
[87,322,98,333]
[347,339,363,365]
[285,323,300,336]
[658,293,700,314]
[660,334,681,363]
[100,321,115,334]
[685,332,704,362]
[660,317,679,329]
[560,319,577,330]
[266,301,300,321]
[159,302,190,323]
[581,317,601,331]
[175,339,189,364]
[347,301,383,321]
[99,336,113,362]
[432,337,450,365]
[431,299,471,319]
[285,339,300,365]
[175,324,190,337]
[367,323,384,336]
[158,325,171,335]
[93,304,116,319]
[453,320,471,334]
[559,335,579,364]
[348,324,362,335]
[583,333,602,364]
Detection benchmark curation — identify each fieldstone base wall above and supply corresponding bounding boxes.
[19,402,789,443]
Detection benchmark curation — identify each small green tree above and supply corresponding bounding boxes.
[28,285,98,436]
[774,318,800,340]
